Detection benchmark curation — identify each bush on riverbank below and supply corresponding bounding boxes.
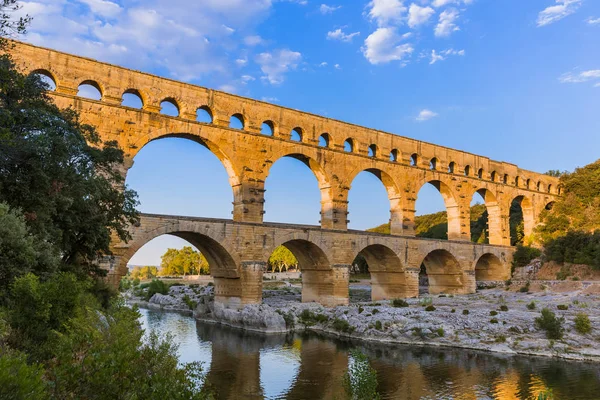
[535,308,565,340]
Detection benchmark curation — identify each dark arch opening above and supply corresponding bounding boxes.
[510,195,533,246]
[526,179,531,189]
[475,253,506,282]
[160,98,180,117]
[122,89,143,109]
[368,144,377,158]
[348,168,400,232]
[77,80,102,100]
[344,138,354,152]
[274,239,333,304]
[430,158,438,171]
[264,154,326,225]
[477,168,484,179]
[515,176,520,187]
[537,181,542,191]
[448,162,455,174]
[470,189,502,245]
[31,69,57,91]
[545,201,555,211]
[319,133,330,147]
[503,174,509,184]
[389,149,398,162]
[261,120,275,136]
[354,244,408,301]
[197,106,213,123]
[464,165,471,177]
[230,113,244,129]
[420,249,464,295]
[126,136,235,219]
[490,171,497,182]
[291,127,302,142]
[410,153,418,167]
[415,180,460,240]
[547,184,552,194]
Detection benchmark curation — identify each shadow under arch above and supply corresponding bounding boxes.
[131,131,242,189]
[265,152,333,225]
[269,237,347,306]
[474,253,508,282]
[416,179,461,240]
[471,188,503,245]
[347,167,403,234]
[354,244,415,300]
[419,249,465,295]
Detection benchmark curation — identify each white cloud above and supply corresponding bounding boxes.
[235,57,248,66]
[429,48,464,64]
[241,74,255,83]
[416,109,438,121]
[559,69,600,86]
[320,4,341,14]
[319,61,328,67]
[334,63,341,69]
[261,96,279,102]
[408,4,434,28]
[432,0,472,7]
[587,17,600,25]
[362,27,414,64]
[79,0,122,18]
[256,49,302,84]
[435,8,460,37]
[327,28,360,42]
[367,0,407,27]
[244,35,264,46]
[537,0,582,27]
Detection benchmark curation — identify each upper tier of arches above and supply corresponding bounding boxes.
[17,39,560,196]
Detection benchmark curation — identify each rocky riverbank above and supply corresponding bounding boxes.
[127,281,600,362]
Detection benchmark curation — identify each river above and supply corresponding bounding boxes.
[139,308,600,399]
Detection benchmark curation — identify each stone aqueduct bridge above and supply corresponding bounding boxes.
[12,41,560,307]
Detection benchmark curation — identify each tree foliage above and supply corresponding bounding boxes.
[131,265,158,280]
[160,247,209,276]
[268,245,298,271]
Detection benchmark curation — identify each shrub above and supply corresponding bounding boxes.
[490,318,499,324]
[451,309,456,313]
[332,318,354,333]
[490,311,498,316]
[535,308,565,339]
[436,327,444,337]
[574,313,592,334]
[374,320,383,330]
[342,350,381,400]
[0,350,47,400]
[512,245,542,270]
[527,301,536,310]
[425,305,436,312]
[500,305,509,312]
[519,282,530,293]
[557,304,569,311]
[372,308,380,315]
[392,299,409,308]
[495,335,507,343]
[182,295,197,310]
[462,309,469,315]
[315,313,329,323]
[358,306,364,314]
[556,265,571,281]
[145,279,169,301]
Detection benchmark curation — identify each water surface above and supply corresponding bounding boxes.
[139,308,600,399]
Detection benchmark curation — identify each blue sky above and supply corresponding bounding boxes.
[19,0,600,266]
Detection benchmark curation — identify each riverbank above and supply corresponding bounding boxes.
[127,280,600,362]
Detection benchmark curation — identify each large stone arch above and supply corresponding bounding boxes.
[353,243,415,300]
[265,152,333,226]
[418,249,465,295]
[474,253,508,281]
[415,179,462,240]
[509,194,535,244]
[346,166,403,234]
[470,187,503,245]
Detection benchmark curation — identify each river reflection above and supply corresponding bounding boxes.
[139,309,600,400]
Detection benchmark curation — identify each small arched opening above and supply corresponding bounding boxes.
[448,162,456,174]
[490,171,497,182]
[196,106,213,123]
[319,133,331,147]
[526,179,531,189]
[430,158,438,171]
[515,176,520,187]
[77,80,102,100]
[368,144,377,158]
[503,174,509,185]
[537,181,542,192]
[290,127,303,142]
[122,89,143,109]
[389,149,398,162]
[31,69,57,91]
[547,184,552,194]
[410,153,418,167]
[464,165,471,177]
[420,249,465,295]
[344,138,354,153]
[475,253,507,282]
[261,121,275,136]
[477,168,484,179]
[160,98,180,117]
[229,113,244,129]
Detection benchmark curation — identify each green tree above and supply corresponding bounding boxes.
[160,247,209,276]
[131,266,158,280]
